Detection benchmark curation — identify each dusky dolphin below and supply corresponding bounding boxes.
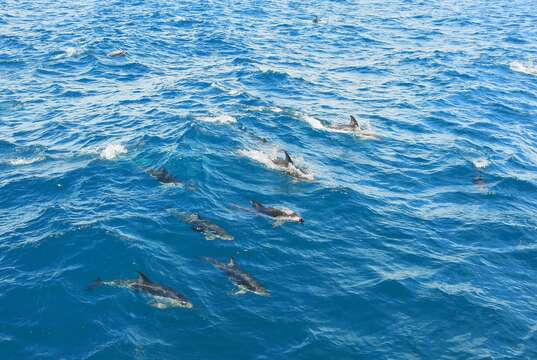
[271,150,313,181]
[88,271,193,309]
[326,115,378,139]
[328,115,359,131]
[250,200,304,227]
[204,257,270,296]
[148,167,182,185]
[182,213,234,241]
[272,149,294,167]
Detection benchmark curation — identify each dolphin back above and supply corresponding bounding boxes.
[251,200,264,210]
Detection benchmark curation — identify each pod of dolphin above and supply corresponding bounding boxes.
[89,114,366,309]
[90,25,485,310]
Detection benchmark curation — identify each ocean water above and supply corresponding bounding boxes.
[1,0,537,358]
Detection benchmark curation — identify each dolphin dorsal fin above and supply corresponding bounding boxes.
[137,271,152,284]
[228,258,236,267]
[251,200,263,209]
[350,115,359,128]
[283,150,293,166]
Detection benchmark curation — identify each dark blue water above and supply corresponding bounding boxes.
[2,0,537,359]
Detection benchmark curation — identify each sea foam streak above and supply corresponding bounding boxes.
[6,156,45,166]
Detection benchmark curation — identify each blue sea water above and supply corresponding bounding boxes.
[1,0,537,358]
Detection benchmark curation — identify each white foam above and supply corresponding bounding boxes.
[99,144,128,160]
[239,149,314,181]
[108,49,126,57]
[6,156,44,166]
[510,61,537,76]
[198,114,236,124]
[472,158,490,169]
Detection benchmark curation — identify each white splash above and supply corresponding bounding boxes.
[52,47,83,60]
[6,156,44,166]
[65,47,80,57]
[99,144,128,160]
[239,149,314,181]
[510,61,537,77]
[472,158,490,169]
[198,114,236,124]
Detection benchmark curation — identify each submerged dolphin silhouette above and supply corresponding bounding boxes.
[204,257,270,296]
[148,167,181,185]
[181,213,234,241]
[88,272,193,309]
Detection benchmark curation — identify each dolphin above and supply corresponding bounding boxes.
[272,149,294,167]
[182,213,234,241]
[148,167,182,185]
[328,115,359,131]
[88,271,193,309]
[313,16,320,24]
[326,115,378,139]
[250,200,304,227]
[204,257,270,296]
[271,150,313,181]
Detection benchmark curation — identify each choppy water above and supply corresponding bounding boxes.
[1,0,537,359]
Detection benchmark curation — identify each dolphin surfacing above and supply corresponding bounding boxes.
[88,272,193,309]
[204,257,270,296]
[270,150,313,181]
[250,200,304,226]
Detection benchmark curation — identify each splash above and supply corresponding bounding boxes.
[472,158,490,169]
[510,61,537,77]
[198,114,236,124]
[99,144,128,160]
[50,46,84,60]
